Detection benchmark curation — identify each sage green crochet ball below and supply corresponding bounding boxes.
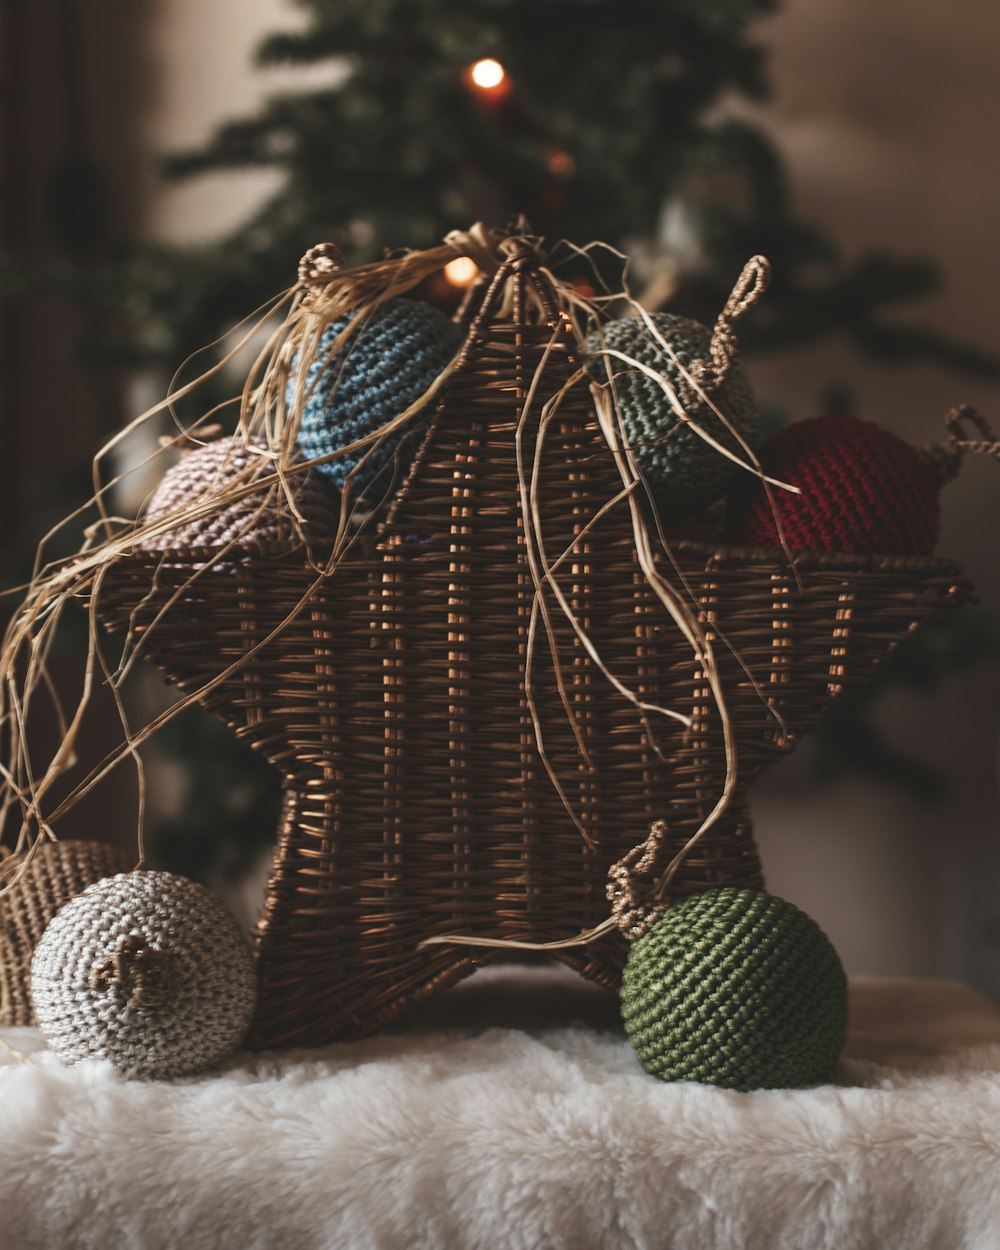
[585,313,758,522]
[620,888,847,1092]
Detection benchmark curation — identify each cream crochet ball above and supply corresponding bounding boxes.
[142,436,339,551]
[31,870,256,1079]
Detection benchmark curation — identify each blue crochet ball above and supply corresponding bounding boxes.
[291,298,464,493]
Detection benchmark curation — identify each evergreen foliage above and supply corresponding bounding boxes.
[134,0,997,377]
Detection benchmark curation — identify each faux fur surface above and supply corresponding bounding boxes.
[2,970,1000,1250]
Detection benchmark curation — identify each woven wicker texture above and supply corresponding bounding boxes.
[142,437,339,551]
[0,839,132,1026]
[585,312,758,522]
[31,870,256,1078]
[728,414,942,555]
[620,888,848,1090]
[95,255,967,1050]
[293,298,464,491]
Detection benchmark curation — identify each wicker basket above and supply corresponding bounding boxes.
[97,252,967,1048]
[0,839,133,1025]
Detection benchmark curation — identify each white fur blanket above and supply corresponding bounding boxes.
[2,970,1000,1250]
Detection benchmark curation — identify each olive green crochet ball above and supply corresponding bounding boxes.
[585,313,758,522]
[620,888,847,1092]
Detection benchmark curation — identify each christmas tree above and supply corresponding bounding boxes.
[136,0,998,376]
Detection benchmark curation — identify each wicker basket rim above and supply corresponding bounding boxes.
[112,537,967,578]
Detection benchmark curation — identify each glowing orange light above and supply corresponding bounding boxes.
[469,58,506,90]
[443,256,479,288]
[547,150,575,179]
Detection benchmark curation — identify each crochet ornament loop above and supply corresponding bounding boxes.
[688,254,770,404]
[942,402,1000,464]
[88,933,178,1012]
[298,241,344,287]
[605,819,672,942]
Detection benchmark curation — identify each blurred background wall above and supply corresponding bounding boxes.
[4,0,998,988]
[740,0,1000,992]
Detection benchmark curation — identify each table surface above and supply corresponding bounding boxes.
[3,970,1000,1250]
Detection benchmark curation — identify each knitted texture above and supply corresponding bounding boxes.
[142,437,339,551]
[727,414,942,554]
[620,888,847,1091]
[31,871,256,1078]
[291,298,464,492]
[0,839,132,1026]
[585,313,758,522]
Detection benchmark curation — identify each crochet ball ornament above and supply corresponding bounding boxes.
[142,436,339,550]
[620,888,847,1091]
[31,870,256,1079]
[728,415,942,555]
[586,312,758,522]
[292,298,464,492]
[0,838,132,1026]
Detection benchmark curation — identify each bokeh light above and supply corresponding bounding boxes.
[469,58,506,90]
[443,256,480,287]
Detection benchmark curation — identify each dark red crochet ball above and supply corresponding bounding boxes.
[728,415,941,555]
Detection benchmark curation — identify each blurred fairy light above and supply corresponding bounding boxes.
[469,58,506,91]
[547,150,575,179]
[443,256,479,287]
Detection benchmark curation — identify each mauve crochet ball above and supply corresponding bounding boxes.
[727,415,941,554]
[621,888,847,1091]
[142,437,339,550]
[586,312,758,522]
[290,298,464,492]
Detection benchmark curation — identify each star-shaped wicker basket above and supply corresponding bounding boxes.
[97,251,967,1048]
